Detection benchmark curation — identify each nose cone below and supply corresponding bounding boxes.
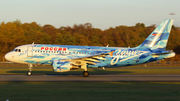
[5,52,11,61]
[5,52,24,64]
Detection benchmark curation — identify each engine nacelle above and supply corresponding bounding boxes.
[53,60,72,72]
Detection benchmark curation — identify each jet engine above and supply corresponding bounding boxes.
[53,60,72,72]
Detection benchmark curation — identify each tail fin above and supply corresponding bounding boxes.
[138,19,174,50]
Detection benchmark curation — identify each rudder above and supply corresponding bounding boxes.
[138,19,174,50]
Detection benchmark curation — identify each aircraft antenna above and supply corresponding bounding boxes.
[32,42,34,46]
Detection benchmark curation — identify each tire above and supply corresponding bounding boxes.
[27,72,31,76]
[83,71,89,77]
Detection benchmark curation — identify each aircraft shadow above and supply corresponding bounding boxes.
[6,69,133,76]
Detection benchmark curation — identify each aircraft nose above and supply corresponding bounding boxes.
[5,52,12,61]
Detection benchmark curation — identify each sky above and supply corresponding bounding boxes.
[0,0,179,30]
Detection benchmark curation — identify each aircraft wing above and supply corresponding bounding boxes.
[62,51,114,65]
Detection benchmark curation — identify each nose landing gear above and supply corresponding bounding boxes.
[27,64,33,76]
[27,71,31,76]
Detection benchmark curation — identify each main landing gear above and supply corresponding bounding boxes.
[81,63,89,77]
[27,64,33,76]
[83,71,89,77]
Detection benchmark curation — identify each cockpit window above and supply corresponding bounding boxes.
[14,49,21,52]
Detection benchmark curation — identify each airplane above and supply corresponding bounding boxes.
[5,19,175,77]
[169,13,176,15]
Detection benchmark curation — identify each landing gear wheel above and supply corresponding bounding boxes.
[27,71,31,76]
[28,64,33,76]
[83,71,89,77]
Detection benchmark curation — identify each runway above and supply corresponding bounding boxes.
[0,74,180,82]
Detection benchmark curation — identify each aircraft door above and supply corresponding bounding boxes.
[27,46,33,57]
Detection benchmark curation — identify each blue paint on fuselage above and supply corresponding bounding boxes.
[8,43,175,69]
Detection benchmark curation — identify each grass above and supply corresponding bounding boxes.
[0,66,180,101]
[0,66,180,75]
[0,82,180,101]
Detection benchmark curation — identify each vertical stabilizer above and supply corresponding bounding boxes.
[139,19,173,50]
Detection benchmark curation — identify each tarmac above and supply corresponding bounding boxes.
[0,74,180,82]
[0,66,180,82]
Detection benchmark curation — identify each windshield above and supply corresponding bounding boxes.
[14,49,21,52]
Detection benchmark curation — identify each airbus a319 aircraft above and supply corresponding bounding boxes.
[5,19,175,77]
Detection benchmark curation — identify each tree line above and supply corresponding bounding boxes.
[0,20,180,61]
